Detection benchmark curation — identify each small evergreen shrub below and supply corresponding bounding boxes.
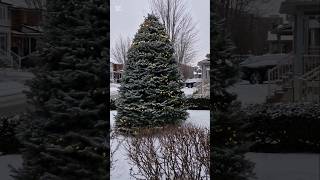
[0,115,21,154]
[243,103,320,153]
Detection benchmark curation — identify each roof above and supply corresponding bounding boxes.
[197,59,210,66]
[280,0,320,14]
[240,53,293,68]
[110,58,123,64]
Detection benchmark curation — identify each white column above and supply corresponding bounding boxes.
[293,11,305,102]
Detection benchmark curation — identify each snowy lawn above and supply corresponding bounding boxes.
[110,110,210,179]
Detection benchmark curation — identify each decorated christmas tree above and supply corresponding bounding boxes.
[115,14,188,132]
[211,10,254,180]
[12,0,108,179]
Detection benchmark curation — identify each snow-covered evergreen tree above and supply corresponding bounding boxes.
[13,0,108,179]
[211,11,254,180]
[115,14,188,132]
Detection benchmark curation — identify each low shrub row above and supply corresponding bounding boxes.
[0,115,21,154]
[243,103,320,153]
[110,98,210,110]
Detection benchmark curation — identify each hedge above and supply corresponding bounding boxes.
[243,103,320,153]
[110,98,210,110]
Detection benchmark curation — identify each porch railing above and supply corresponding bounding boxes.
[300,66,320,103]
[303,55,320,74]
[267,63,293,98]
[0,48,22,69]
[267,54,320,102]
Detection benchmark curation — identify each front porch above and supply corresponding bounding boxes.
[267,0,320,103]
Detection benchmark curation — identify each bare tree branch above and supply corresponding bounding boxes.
[111,36,131,65]
[150,0,198,64]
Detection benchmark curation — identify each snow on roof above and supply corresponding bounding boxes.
[185,78,202,83]
[110,58,124,64]
[197,59,210,66]
[240,53,293,68]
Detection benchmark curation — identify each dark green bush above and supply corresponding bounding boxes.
[0,115,21,154]
[110,99,117,110]
[186,98,210,110]
[243,103,320,153]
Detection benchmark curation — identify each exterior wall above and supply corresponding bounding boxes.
[10,8,42,30]
[0,3,10,56]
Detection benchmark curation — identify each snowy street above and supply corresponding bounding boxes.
[0,70,33,116]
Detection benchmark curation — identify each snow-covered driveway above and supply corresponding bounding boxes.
[0,154,22,180]
[228,81,279,105]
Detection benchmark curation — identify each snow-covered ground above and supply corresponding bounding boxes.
[1,110,318,179]
[110,83,198,99]
[181,87,198,97]
[246,153,320,180]
[0,154,22,180]
[228,81,279,105]
[110,83,121,100]
[110,110,210,179]
[0,70,32,116]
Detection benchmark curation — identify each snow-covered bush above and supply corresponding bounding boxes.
[243,103,320,152]
[125,124,210,179]
[0,115,21,154]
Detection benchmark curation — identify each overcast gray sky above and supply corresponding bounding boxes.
[110,0,210,66]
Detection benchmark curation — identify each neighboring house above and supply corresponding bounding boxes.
[193,66,202,79]
[267,24,293,54]
[110,61,123,83]
[195,58,210,98]
[198,59,210,84]
[0,0,43,68]
[267,0,320,103]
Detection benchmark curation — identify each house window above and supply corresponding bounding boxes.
[0,6,7,21]
[308,16,320,51]
[308,28,320,47]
